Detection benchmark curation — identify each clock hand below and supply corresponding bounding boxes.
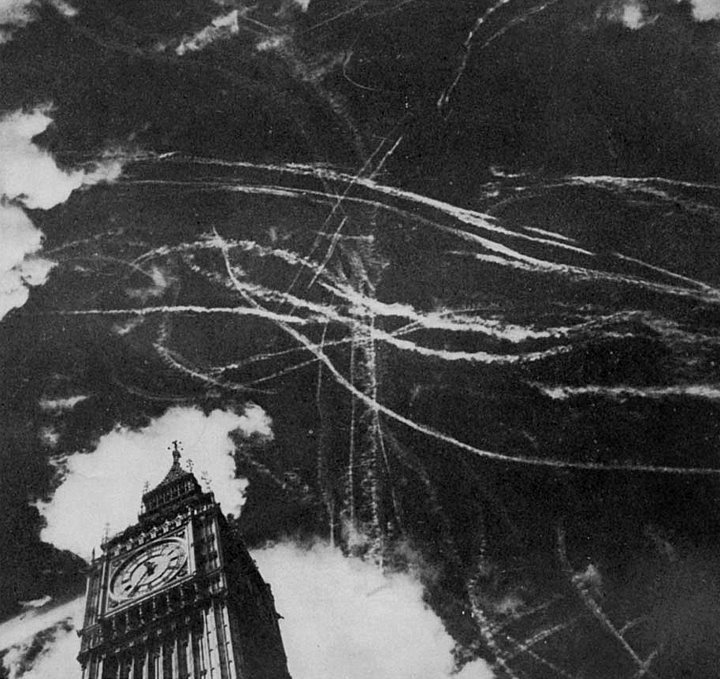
[130,562,157,592]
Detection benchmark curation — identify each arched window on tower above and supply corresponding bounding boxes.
[101,654,118,679]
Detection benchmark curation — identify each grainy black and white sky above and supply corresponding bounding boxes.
[3,1,720,678]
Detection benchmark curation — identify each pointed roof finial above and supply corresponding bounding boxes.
[169,440,182,466]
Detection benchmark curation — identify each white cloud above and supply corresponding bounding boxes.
[18,595,53,610]
[83,151,125,186]
[35,405,272,559]
[601,0,720,25]
[175,10,239,55]
[2,107,87,209]
[256,34,288,52]
[39,425,60,448]
[456,660,496,678]
[0,203,54,320]
[254,542,496,679]
[620,0,647,28]
[690,0,720,21]
[50,0,75,17]
[598,0,653,29]
[0,0,36,42]
[38,394,89,411]
[0,598,83,679]
[0,107,126,321]
[0,0,75,43]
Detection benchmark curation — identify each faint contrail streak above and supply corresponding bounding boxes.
[51,304,320,324]
[437,0,516,113]
[557,527,660,678]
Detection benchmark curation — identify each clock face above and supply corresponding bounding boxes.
[110,539,187,603]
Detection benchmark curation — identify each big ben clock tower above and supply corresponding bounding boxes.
[77,443,292,679]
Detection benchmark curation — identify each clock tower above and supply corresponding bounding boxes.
[77,444,292,679]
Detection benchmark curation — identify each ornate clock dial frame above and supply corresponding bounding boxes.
[109,538,188,603]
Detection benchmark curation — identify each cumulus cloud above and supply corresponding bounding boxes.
[598,0,653,29]
[0,203,54,320]
[690,0,720,21]
[254,542,495,679]
[619,0,648,28]
[0,0,76,43]
[175,10,239,55]
[0,107,126,321]
[0,0,36,42]
[599,0,720,25]
[1,107,99,209]
[35,405,272,559]
[0,598,83,679]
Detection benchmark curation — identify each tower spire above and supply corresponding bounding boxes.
[141,441,199,518]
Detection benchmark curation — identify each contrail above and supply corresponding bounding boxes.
[125,164,720,304]
[210,233,720,476]
[51,304,321,325]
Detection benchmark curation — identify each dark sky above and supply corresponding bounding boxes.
[4,1,720,678]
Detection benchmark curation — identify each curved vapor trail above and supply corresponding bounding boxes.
[485,173,720,223]
[479,0,561,52]
[51,263,572,368]
[143,155,720,282]
[207,303,534,377]
[121,233,691,372]
[204,232,720,475]
[155,157,597,254]
[175,233,548,340]
[437,0,516,113]
[125,171,720,304]
[183,240,570,364]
